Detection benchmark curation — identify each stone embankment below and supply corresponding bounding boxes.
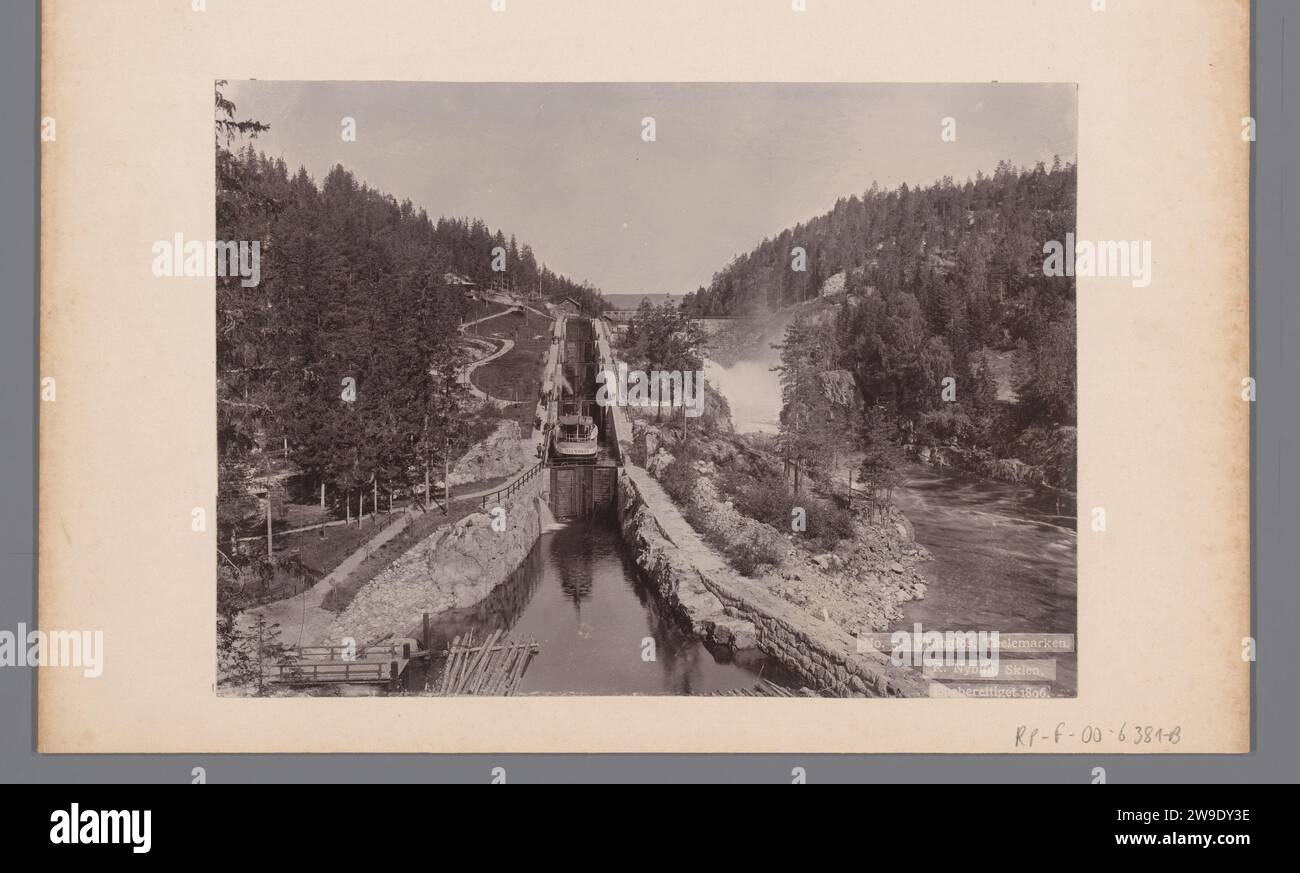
[327,472,546,645]
[617,466,935,698]
[635,419,933,633]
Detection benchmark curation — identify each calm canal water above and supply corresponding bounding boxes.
[423,517,798,695]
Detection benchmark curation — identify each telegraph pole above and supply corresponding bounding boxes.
[264,454,273,560]
[265,483,273,559]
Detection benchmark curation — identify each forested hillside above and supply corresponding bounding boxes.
[215,85,603,550]
[684,161,1077,491]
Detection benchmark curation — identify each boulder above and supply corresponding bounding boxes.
[818,369,862,411]
[646,448,674,477]
[707,615,759,650]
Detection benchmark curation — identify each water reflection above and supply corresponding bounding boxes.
[424,517,799,695]
[557,529,595,606]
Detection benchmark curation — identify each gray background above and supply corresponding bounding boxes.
[1,0,1293,783]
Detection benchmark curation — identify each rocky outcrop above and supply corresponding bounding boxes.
[764,495,932,633]
[914,426,1076,495]
[446,420,528,487]
[819,369,861,411]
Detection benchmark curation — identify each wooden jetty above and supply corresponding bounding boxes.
[272,636,423,688]
[431,629,540,696]
[268,614,542,694]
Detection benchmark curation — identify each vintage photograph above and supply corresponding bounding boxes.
[215,82,1078,698]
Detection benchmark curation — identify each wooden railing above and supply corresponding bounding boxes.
[293,641,416,661]
[273,660,397,684]
[603,310,752,321]
[274,636,424,687]
[479,460,546,510]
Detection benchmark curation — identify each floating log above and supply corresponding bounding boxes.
[709,678,801,697]
[454,629,501,695]
[433,633,460,693]
[438,630,470,695]
[433,633,539,696]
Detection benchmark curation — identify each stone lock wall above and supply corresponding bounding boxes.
[617,466,934,698]
[327,472,547,646]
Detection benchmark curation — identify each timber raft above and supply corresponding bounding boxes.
[272,617,543,694]
[430,629,540,696]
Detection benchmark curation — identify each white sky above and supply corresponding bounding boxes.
[226,82,1076,296]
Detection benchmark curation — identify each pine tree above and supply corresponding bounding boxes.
[857,409,905,521]
[774,315,839,493]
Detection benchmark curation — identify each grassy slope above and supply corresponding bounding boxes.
[470,309,552,431]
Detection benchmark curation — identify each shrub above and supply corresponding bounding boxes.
[655,440,706,503]
[725,532,786,577]
[720,467,795,529]
[809,499,855,549]
[719,466,855,550]
[918,406,975,446]
[658,453,700,504]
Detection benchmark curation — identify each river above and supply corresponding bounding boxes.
[704,357,782,433]
[422,517,799,695]
[891,466,1078,697]
[705,355,1078,696]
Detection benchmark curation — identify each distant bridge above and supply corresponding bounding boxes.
[602,310,754,324]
